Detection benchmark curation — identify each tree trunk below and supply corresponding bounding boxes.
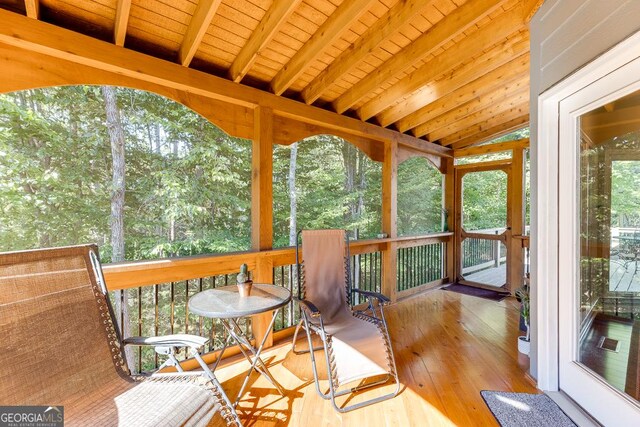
[342,143,356,221]
[101,86,135,372]
[288,143,298,247]
[155,123,162,154]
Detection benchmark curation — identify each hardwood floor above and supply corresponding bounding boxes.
[209,289,538,426]
[579,314,640,400]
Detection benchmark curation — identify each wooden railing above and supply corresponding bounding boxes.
[103,232,453,372]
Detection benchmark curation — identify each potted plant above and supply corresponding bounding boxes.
[442,208,449,232]
[515,282,530,355]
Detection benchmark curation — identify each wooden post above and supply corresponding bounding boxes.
[508,147,524,292]
[382,140,398,301]
[251,106,273,251]
[443,157,456,283]
[251,106,274,347]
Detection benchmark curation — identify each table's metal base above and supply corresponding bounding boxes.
[212,309,284,407]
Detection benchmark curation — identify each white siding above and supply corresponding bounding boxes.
[534,0,640,94]
[529,0,640,381]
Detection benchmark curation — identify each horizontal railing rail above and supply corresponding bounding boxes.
[103,233,453,290]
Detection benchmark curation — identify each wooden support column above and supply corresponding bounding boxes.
[508,148,525,292]
[382,140,398,301]
[251,106,274,347]
[444,158,456,282]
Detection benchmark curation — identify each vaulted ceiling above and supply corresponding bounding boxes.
[1,0,542,149]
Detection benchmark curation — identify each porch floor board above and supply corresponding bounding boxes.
[463,264,507,288]
[208,289,537,426]
[609,260,640,292]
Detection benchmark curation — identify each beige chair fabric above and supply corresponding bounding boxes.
[0,245,230,426]
[301,230,390,386]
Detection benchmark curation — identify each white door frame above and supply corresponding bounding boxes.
[536,30,640,422]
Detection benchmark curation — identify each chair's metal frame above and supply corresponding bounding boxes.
[89,250,242,426]
[290,230,400,413]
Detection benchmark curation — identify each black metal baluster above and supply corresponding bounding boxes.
[137,286,142,374]
[420,245,424,286]
[198,278,203,336]
[185,280,190,336]
[154,284,159,369]
[170,282,175,335]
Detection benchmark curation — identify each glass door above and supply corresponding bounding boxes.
[455,162,511,289]
[558,58,640,424]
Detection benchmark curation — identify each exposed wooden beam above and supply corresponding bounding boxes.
[523,0,544,23]
[411,77,529,137]
[228,0,302,83]
[440,102,529,146]
[24,0,39,19]
[301,0,434,104]
[397,145,443,172]
[453,138,529,158]
[332,0,508,114]
[424,88,529,141]
[396,59,529,133]
[179,0,222,67]
[582,104,640,130]
[448,115,530,149]
[270,0,375,96]
[114,0,132,46]
[582,104,640,144]
[361,7,525,122]
[378,34,529,128]
[0,9,450,158]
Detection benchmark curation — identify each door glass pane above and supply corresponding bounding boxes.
[579,88,640,402]
[462,169,507,233]
[461,237,507,287]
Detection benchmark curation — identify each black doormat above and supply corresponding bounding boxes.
[481,391,577,427]
[443,283,509,301]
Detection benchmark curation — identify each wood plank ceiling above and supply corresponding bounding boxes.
[4,0,543,149]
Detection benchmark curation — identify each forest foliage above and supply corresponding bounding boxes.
[0,86,444,262]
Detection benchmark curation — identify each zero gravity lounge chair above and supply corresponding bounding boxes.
[291,229,400,412]
[0,245,241,426]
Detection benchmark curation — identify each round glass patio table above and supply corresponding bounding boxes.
[188,284,291,407]
[189,284,291,318]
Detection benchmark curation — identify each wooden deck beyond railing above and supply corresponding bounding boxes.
[102,232,453,371]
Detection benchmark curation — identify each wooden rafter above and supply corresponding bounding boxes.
[448,115,530,149]
[24,0,38,19]
[301,0,434,104]
[377,33,529,128]
[523,0,545,23]
[332,0,508,114]
[228,0,302,83]
[427,90,529,141]
[178,0,222,67]
[113,0,131,46]
[270,0,376,96]
[418,86,529,140]
[440,102,529,146]
[453,138,529,158]
[361,7,525,122]
[0,9,450,158]
[582,105,640,144]
[396,59,529,133]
